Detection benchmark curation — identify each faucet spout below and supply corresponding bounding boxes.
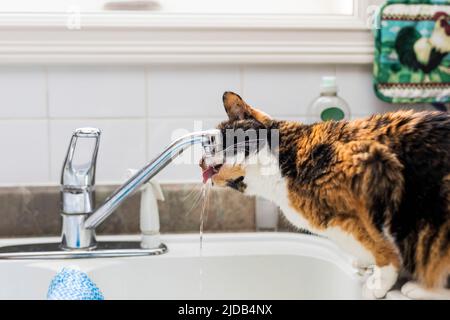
[83,129,222,230]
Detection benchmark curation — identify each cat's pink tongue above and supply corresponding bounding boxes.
[202,167,215,183]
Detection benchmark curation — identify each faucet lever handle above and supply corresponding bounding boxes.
[61,127,101,189]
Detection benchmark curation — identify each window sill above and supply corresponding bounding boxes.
[0,3,375,65]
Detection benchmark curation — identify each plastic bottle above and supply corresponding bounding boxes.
[125,169,164,249]
[310,76,350,122]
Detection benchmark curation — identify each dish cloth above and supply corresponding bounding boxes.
[47,266,104,300]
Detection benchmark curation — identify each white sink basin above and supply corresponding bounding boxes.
[0,232,365,299]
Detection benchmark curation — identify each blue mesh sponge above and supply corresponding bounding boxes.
[47,266,104,300]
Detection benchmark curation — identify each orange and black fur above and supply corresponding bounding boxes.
[201,91,450,299]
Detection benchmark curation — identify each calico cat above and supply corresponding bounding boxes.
[200,91,450,300]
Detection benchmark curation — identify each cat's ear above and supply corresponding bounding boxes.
[222,91,272,125]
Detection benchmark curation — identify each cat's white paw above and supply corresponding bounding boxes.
[401,281,450,300]
[362,264,398,299]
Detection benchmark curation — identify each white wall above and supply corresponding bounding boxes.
[0,64,408,185]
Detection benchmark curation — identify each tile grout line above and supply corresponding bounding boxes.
[0,117,145,121]
[44,66,52,183]
[0,114,381,122]
[0,116,148,121]
[145,66,150,162]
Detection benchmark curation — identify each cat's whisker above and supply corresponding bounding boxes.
[184,186,205,217]
[199,182,212,228]
[182,183,203,202]
[203,182,212,225]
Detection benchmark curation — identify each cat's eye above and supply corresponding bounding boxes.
[234,176,244,184]
[226,176,245,191]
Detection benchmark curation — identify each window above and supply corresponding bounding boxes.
[148,0,354,15]
[0,0,379,64]
[2,0,354,15]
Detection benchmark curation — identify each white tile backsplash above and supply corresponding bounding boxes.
[336,65,402,116]
[48,67,146,118]
[0,64,420,184]
[49,119,146,183]
[0,120,49,184]
[243,65,336,117]
[0,67,47,119]
[147,66,241,118]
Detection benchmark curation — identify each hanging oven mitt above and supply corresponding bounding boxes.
[373,0,450,104]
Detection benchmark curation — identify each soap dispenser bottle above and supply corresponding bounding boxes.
[126,169,165,249]
[310,76,350,122]
[139,180,165,249]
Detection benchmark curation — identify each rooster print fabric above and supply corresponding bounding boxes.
[374,0,450,103]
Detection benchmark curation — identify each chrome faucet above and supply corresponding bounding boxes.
[0,127,222,259]
[60,127,100,250]
[61,127,223,250]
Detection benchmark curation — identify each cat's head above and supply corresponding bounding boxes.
[200,92,280,194]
